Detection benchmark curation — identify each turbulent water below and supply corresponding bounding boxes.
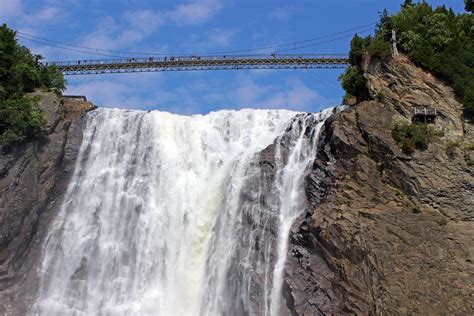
[32,107,333,315]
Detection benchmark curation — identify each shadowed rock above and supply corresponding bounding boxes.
[0,91,94,315]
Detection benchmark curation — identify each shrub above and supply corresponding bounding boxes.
[392,121,436,155]
[338,66,366,98]
[375,91,385,102]
[411,206,421,214]
[0,96,47,149]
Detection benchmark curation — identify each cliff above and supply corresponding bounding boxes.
[1,54,472,316]
[284,55,474,314]
[0,92,94,315]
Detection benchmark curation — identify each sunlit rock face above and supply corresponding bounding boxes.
[32,107,333,315]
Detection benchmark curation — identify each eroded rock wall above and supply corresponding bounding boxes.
[0,92,93,315]
[285,55,474,315]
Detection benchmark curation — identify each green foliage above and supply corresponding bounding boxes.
[341,2,474,112]
[366,39,391,59]
[375,91,385,102]
[402,0,414,8]
[391,121,436,155]
[0,96,47,147]
[338,66,366,98]
[387,2,474,112]
[466,0,474,13]
[0,24,66,150]
[339,15,392,103]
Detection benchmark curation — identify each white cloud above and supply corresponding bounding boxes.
[233,75,326,111]
[125,9,164,33]
[64,72,331,114]
[67,79,129,108]
[270,6,296,20]
[235,76,271,107]
[207,28,238,46]
[0,0,23,19]
[66,73,165,109]
[80,10,164,53]
[1,0,63,26]
[184,28,238,51]
[34,6,60,20]
[168,0,223,25]
[6,0,225,62]
[264,78,322,110]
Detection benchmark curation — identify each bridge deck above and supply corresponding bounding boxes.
[46,54,349,75]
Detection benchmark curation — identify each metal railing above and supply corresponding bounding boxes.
[45,54,349,75]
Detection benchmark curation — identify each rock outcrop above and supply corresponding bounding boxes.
[0,92,94,315]
[284,55,474,314]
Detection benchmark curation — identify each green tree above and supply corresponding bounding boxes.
[341,2,474,113]
[339,66,366,98]
[348,34,365,65]
[465,0,474,13]
[402,0,414,8]
[0,24,66,150]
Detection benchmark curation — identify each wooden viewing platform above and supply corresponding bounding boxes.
[412,107,438,123]
[63,95,88,102]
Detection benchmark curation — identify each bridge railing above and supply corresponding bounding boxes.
[44,54,348,67]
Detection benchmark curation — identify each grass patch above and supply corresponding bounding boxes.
[375,91,385,102]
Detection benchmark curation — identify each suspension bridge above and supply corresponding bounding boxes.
[45,54,349,75]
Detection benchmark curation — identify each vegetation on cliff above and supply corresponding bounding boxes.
[0,24,66,150]
[340,1,474,112]
[391,121,442,154]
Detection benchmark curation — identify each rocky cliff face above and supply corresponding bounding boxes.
[284,55,473,315]
[0,92,94,315]
[1,55,472,316]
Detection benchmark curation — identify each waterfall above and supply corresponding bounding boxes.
[32,107,333,316]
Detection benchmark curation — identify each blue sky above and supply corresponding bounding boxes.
[0,0,466,114]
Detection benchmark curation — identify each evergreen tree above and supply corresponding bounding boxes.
[465,0,473,13]
[402,0,414,8]
[340,2,474,113]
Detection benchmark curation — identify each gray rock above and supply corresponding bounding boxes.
[284,55,474,315]
[0,91,94,315]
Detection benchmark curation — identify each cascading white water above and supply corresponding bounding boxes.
[32,107,333,316]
